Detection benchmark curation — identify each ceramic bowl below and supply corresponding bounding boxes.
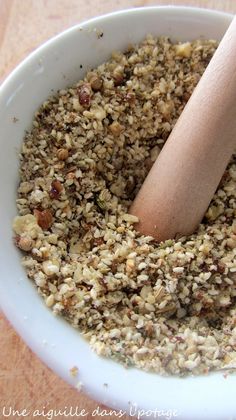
[0,6,234,420]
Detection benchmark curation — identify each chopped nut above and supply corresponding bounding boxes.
[150,146,161,162]
[70,366,79,377]
[66,172,75,180]
[46,294,55,307]
[93,237,104,246]
[113,65,124,86]
[15,235,33,252]
[205,205,223,221]
[144,157,153,172]
[226,238,236,249]
[173,266,184,274]
[34,209,53,230]
[90,75,103,91]
[122,214,139,223]
[126,258,135,273]
[175,42,192,58]
[13,214,42,238]
[109,121,123,136]
[154,286,166,301]
[77,83,91,107]
[124,91,136,104]
[57,148,69,161]
[50,180,63,199]
[43,260,59,276]
[91,106,106,120]
[18,182,33,194]
[140,285,152,300]
[217,262,226,274]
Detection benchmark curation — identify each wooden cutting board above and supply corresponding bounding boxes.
[1,0,235,418]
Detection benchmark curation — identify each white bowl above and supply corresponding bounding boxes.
[0,6,234,419]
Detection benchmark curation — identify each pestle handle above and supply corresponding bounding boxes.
[130,16,236,242]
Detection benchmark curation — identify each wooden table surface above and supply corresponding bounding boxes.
[1,1,236,419]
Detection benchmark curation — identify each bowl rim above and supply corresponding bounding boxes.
[0,6,235,420]
[0,5,233,93]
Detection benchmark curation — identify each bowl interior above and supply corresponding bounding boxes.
[0,6,234,419]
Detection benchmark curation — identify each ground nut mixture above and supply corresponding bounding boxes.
[13,36,236,376]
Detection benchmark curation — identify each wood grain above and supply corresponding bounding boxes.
[1,0,236,418]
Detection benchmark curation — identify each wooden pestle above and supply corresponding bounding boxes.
[130,16,236,242]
